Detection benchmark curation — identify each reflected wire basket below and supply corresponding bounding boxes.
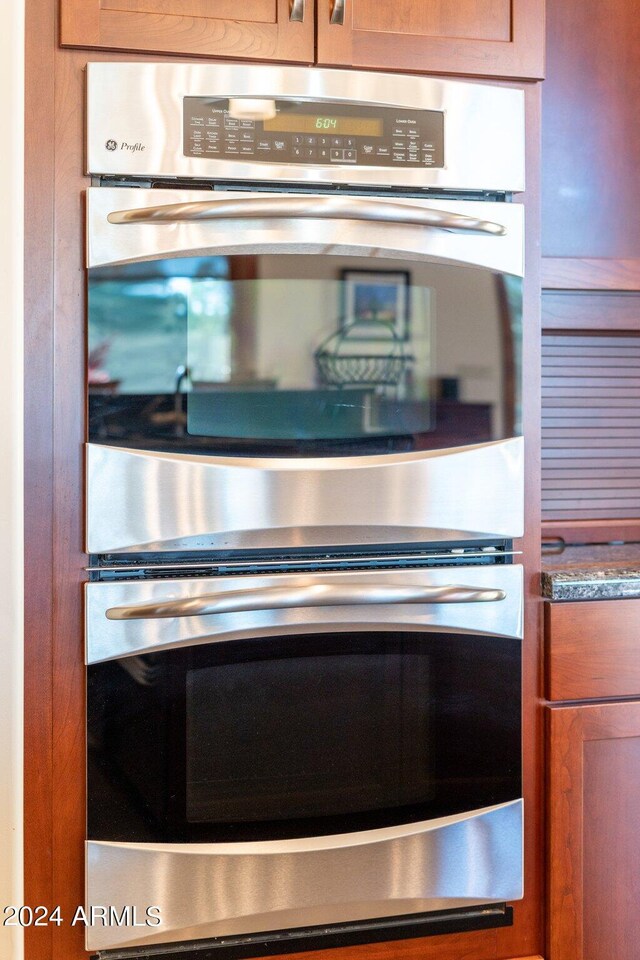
[314,319,411,388]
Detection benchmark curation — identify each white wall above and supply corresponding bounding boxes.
[0,0,24,955]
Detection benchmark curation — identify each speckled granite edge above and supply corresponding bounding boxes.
[542,568,640,601]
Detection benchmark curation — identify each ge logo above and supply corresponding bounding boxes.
[105,139,118,151]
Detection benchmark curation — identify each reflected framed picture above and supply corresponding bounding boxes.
[340,269,411,341]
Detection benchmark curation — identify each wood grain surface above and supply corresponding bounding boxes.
[61,0,316,63]
[542,518,640,545]
[541,291,640,330]
[541,331,640,523]
[548,701,640,960]
[546,599,640,701]
[542,0,640,260]
[316,0,544,79]
[541,258,640,291]
[23,0,55,950]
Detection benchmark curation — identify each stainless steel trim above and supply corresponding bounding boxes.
[86,63,525,192]
[88,188,524,275]
[330,0,345,24]
[106,196,506,235]
[106,582,507,621]
[85,799,524,951]
[86,437,524,555]
[289,0,305,20]
[86,564,523,663]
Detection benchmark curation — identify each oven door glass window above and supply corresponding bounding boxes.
[88,254,522,456]
[88,632,521,843]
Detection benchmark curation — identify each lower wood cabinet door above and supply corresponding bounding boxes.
[549,700,640,960]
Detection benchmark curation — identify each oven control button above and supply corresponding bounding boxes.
[362,144,375,155]
[344,149,357,162]
[319,147,330,161]
[344,137,356,148]
[330,136,343,147]
[256,139,271,151]
[305,147,317,160]
[293,135,304,146]
[305,136,317,146]
[330,148,345,161]
[273,139,287,151]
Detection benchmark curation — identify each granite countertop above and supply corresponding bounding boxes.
[541,544,640,601]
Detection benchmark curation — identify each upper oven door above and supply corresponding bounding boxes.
[86,187,524,552]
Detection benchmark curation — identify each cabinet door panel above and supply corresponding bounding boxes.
[352,0,512,43]
[316,0,544,80]
[100,0,276,18]
[549,701,640,960]
[60,0,315,62]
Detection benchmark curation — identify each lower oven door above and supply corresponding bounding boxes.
[85,564,523,952]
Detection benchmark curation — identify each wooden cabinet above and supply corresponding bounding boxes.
[60,0,544,79]
[60,0,316,62]
[542,0,640,261]
[545,598,640,701]
[548,701,640,960]
[316,0,544,79]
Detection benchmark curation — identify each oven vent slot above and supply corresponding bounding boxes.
[92,175,509,204]
[88,541,515,581]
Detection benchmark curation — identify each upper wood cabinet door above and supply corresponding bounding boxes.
[60,0,316,62]
[316,0,545,79]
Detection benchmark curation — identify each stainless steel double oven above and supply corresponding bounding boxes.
[84,63,525,957]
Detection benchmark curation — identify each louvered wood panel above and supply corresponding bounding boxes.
[542,333,640,522]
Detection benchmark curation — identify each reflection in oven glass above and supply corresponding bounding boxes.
[88,255,521,456]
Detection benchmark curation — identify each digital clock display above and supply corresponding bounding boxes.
[264,114,384,137]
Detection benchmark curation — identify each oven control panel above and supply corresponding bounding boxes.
[183,98,445,169]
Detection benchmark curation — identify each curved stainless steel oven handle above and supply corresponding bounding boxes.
[106,582,507,621]
[289,0,305,20]
[106,197,507,236]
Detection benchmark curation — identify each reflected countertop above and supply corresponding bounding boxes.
[541,543,640,601]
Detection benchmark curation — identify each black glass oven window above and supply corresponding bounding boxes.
[186,653,430,823]
[88,254,522,457]
[88,632,521,843]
